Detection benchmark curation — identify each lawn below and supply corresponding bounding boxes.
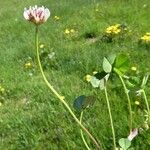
[0,0,150,149]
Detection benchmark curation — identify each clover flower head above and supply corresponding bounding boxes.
[23,5,50,25]
[128,128,138,141]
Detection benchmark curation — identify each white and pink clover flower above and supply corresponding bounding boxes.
[23,5,50,25]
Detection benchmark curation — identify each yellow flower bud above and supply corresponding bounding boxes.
[70,29,75,33]
[25,62,32,69]
[54,16,60,20]
[131,67,137,71]
[135,101,140,105]
[0,86,5,93]
[65,29,70,34]
[40,44,44,49]
[85,75,92,82]
[93,71,98,75]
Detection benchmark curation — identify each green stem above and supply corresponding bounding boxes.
[104,86,116,150]
[141,89,150,113]
[80,111,91,150]
[35,26,100,149]
[114,68,132,133]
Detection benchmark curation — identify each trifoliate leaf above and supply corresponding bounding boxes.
[99,78,105,90]
[119,138,131,150]
[73,95,86,111]
[89,71,110,89]
[94,71,108,80]
[90,72,110,89]
[107,54,116,65]
[90,76,100,88]
[114,54,130,74]
[103,57,112,73]
[73,95,95,111]
[83,96,96,108]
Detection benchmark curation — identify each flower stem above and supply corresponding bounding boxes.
[80,111,91,150]
[114,68,132,133]
[104,86,116,150]
[141,89,150,113]
[35,26,100,149]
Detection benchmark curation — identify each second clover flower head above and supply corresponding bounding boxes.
[127,128,138,141]
[23,5,50,25]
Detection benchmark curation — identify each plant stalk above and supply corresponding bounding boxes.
[141,89,150,113]
[114,68,132,133]
[142,89,150,123]
[80,111,91,150]
[35,26,100,149]
[104,86,116,150]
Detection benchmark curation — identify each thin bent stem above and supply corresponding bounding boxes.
[104,86,116,150]
[141,89,150,113]
[35,26,100,149]
[80,111,91,150]
[118,74,132,133]
[114,68,132,133]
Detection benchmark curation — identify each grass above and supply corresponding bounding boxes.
[0,0,150,149]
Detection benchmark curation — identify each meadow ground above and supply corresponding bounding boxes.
[0,0,150,149]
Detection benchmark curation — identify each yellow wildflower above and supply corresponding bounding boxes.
[141,36,150,42]
[135,101,140,105]
[106,25,121,34]
[106,30,112,34]
[24,62,32,69]
[106,26,114,33]
[70,29,75,33]
[85,75,92,82]
[93,71,98,75]
[39,44,44,49]
[114,29,121,34]
[131,67,137,71]
[0,86,5,93]
[141,33,150,43]
[54,16,60,20]
[65,29,70,34]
